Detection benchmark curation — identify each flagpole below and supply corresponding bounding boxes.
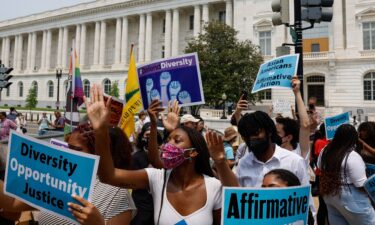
[70,39,75,133]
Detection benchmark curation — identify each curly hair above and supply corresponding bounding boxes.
[319,124,358,196]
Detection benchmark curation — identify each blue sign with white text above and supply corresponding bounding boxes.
[222,186,310,225]
[324,112,350,140]
[137,53,205,109]
[251,54,299,93]
[4,131,99,224]
[364,174,375,203]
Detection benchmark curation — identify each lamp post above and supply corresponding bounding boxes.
[221,93,227,119]
[56,69,62,110]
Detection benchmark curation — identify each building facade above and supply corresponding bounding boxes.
[0,0,374,118]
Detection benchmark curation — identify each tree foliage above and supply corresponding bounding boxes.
[25,86,38,109]
[185,21,263,109]
[109,81,120,98]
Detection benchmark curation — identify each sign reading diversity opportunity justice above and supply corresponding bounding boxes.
[324,112,350,140]
[252,54,299,93]
[137,53,205,109]
[222,186,311,225]
[4,131,99,224]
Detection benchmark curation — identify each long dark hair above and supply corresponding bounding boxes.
[358,121,375,148]
[238,111,281,144]
[319,124,358,196]
[178,126,214,177]
[109,127,133,170]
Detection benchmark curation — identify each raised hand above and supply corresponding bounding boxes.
[205,131,226,164]
[163,100,181,132]
[83,84,111,130]
[147,99,164,124]
[68,195,105,225]
[291,76,301,94]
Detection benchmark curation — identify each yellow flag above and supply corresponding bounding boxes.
[119,49,143,138]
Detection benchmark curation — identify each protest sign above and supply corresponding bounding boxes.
[103,94,125,126]
[324,112,350,140]
[50,139,69,149]
[222,185,310,225]
[252,54,299,94]
[4,131,99,224]
[273,99,292,115]
[137,53,204,109]
[366,163,375,178]
[364,174,375,203]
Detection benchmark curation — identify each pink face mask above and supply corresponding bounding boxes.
[161,143,195,169]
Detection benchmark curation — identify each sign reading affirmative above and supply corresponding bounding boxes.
[222,186,310,225]
[252,54,299,94]
[4,131,99,224]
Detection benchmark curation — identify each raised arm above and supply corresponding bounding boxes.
[85,84,149,190]
[0,181,34,212]
[233,94,248,125]
[147,100,165,169]
[206,131,240,187]
[292,76,310,159]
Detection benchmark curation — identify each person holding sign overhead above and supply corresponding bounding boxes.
[84,84,223,225]
[318,124,375,225]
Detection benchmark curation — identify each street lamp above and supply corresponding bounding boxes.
[221,93,227,119]
[56,69,63,110]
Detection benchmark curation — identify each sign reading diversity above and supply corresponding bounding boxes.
[4,131,99,224]
[222,186,311,225]
[252,54,299,93]
[364,174,375,203]
[137,53,205,109]
[324,112,350,140]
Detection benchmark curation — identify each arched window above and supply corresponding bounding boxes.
[103,79,111,94]
[364,72,375,100]
[18,82,23,97]
[32,81,38,97]
[47,80,54,98]
[83,80,90,98]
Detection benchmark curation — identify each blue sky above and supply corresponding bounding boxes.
[0,0,94,22]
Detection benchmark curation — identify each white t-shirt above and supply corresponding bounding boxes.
[145,168,222,225]
[237,144,309,187]
[318,149,367,187]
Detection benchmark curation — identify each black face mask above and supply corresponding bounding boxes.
[140,137,149,150]
[246,138,270,158]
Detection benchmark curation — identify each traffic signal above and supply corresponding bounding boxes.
[301,0,334,23]
[271,0,290,26]
[0,64,13,89]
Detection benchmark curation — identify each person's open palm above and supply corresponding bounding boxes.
[147,99,164,124]
[84,84,111,130]
[206,131,226,163]
[163,100,180,132]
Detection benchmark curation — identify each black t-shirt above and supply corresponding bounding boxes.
[131,149,154,211]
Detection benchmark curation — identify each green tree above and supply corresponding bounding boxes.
[185,21,263,114]
[109,80,120,98]
[25,86,38,109]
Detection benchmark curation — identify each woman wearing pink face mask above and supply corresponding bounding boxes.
[84,85,227,225]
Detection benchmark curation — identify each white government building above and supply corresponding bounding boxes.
[0,0,374,119]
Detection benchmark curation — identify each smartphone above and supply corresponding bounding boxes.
[241,91,248,100]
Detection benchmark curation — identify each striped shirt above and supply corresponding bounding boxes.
[38,178,136,225]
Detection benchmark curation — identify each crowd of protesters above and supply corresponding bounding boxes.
[0,76,374,225]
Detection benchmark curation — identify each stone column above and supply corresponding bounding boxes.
[114,18,122,65]
[57,28,63,68]
[26,33,32,71]
[332,0,343,50]
[93,21,101,65]
[75,25,81,55]
[41,30,47,70]
[121,16,128,64]
[164,10,172,58]
[202,4,209,29]
[194,5,201,36]
[172,9,179,56]
[62,27,69,69]
[80,23,87,67]
[1,38,4,62]
[30,32,36,70]
[45,30,52,70]
[145,13,153,61]
[17,34,23,71]
[225,0,233,26]
[99,20,106,65]
[13,36,18,69]
[4,37,10,67]
[138,14,146,62]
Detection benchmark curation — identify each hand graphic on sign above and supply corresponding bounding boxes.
[169,81,181,101]
[151,89,161,101]
[146,78,154,106]
[160,72,171,106]
[178,91,191,104]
